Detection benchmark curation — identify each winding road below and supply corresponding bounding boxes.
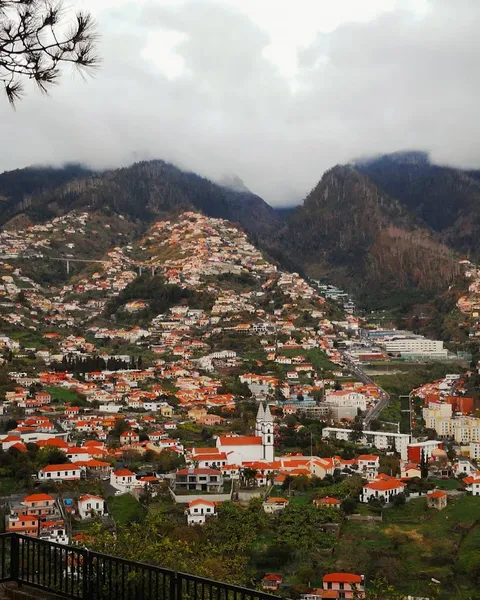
[341,352,391,428]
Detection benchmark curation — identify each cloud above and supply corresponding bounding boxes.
[1,0,480,205]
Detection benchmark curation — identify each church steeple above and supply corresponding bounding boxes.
[255,402,265,437]
[264,403,273,422]
[262,403,274,462]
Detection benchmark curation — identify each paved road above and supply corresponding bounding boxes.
[341,353,391,428]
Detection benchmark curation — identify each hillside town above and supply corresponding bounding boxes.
[0,210,479,600]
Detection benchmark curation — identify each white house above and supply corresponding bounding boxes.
[78,495,106,519]
[263,497,289,513]
[360,476,405,504]
[110,469,140,494]
[356,455,380,481]
[325,391,367,412]
[38,464,82,482]
[454,456,477,476]
[66,447,92,463]
[464,471,480,496]
[186,499,216,525]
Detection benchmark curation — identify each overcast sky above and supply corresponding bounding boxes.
[1,0,479,205]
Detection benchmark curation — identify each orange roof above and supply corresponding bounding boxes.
[357,454,379,461]
[12,514,40,521]
[189,499,216,508]
[42,464,80,472]
[24,493,54,503]
[428,490,447,499]
[317,496,341,505]
[114,469,135,477]
[218,436,262,446]
[364,479,404,492]
[266,497,288,503]
[79,494,104,502]
[323,573,362,584]
[263,574,282,582]
[37,438,69,449]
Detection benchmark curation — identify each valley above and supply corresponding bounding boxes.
[0,155,479,600]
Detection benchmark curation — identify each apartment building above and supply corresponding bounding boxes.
[423,402,480,442]
[322,427,410,460]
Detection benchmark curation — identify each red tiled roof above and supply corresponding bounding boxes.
[41,464,80,472]
[188,499,215,508]
[263,574,282,582]
[323,573,362,584]
[79,495,104,502]
[428,490,447,499]
[364,479,404,492]
[357,454,379,461]
[113,469,135,477]
[317,496,341,505]
[24,493,54,502]
[218,436,262,446]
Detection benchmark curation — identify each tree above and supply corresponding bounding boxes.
[0,0,98,104]
[349,421,364,443]
[392,492,406,507]
[36,447,68,467]
[111,418,130,439]
[241,467,257,488]
[420,449,429,479]
[341,496,358,515]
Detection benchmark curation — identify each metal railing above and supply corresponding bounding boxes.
[0,533,282,600]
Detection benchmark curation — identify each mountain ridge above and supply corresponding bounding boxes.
[2,152,480,310]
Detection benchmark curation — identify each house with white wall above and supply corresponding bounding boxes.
[38,464,81,482]
[78,495,106,519]
[186,499,216,525]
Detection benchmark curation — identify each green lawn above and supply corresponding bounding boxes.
[46,386,83,403]
[108,494,147,526]
[429,478,464,491]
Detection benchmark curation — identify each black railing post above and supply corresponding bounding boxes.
[10,534,19,585]
[176,573,182,600]
[82,548,90,599]
[170,571,179,600]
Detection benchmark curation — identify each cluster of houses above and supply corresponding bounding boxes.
[1,210,480,599]
[6,491,106,545]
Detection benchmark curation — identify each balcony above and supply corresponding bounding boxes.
[0,533,280,600]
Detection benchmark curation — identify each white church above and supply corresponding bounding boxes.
[216,403,275,465]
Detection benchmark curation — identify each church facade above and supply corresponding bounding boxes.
[216,403,274,465]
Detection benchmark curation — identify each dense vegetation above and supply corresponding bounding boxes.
[105,275,215,321]
[279,165,459,306]
[0,160,280,239]
[357,151,480,256]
